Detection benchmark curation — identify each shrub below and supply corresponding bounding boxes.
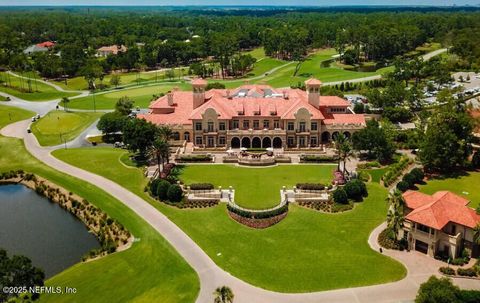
[382,156,412,187]
[189,183,215,190]
[344,179,368,201]
[300,155,339,163]
[457,268,477,277]
[150,178,162,196]
[439,267,455,275]
[410,168,425,183]
[177,155,212,162]
[402,172,416,187]
[227,203,288,219]
[459,290,480,303]
[357,161,381,169]
[396,180,410,192]
[451,258,468,266]
[296,183,325,190]
[156,180,171,200]
[333,188,348,204]
[167,184,183,202]
[472,152,480,168]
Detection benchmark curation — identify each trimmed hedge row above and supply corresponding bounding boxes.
[382,156,412,187]
[296,183,325,190]
[396,167,425,192]
[176,155,212,162]
[439,267,455,275]
[357,161,381,169]
[300,155,339,163]
[189,183,214,190]
[457,268,478,277]
[226,202,288,220]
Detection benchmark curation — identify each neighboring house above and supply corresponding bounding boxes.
[96,45,127,57]
[401,190,480,258]
[138,78,366,148]
[23,41,56,55]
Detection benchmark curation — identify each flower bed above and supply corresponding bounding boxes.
[228,211,288,229]
[378,228,406,250]
[160,163,175,179]
[297,200,332,212]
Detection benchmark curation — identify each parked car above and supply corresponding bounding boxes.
[31,117,36,122]
[27,128,31,133]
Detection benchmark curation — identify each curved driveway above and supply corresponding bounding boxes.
[2,117,479,303]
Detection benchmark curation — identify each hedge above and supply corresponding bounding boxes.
[439,267,455,276]
[167,184,183,202]
[189,183,215,190]
[300,155,339,163]
[227,203,288,219]
[457,268,477,277]
[344,179,367,201]
[157,180,171,200]
[357,161,381,169]
[333,188,348,204]
[382,156,412,187]
[296,183,325,190]
[177,155,212,162]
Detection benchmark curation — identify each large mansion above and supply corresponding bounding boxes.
[139,78,366,149]
[401,190,480,259]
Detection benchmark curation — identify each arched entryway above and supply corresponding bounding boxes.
[272,137,283,149]
[262,137,272,148]
[321,131,330,143]
[231,137,240,148]
[241,137,251,148]
[343,131,351,139]
[332,131,340,141]
[252,137,261,148]
[183,132,190,142]
[172,132,180,140]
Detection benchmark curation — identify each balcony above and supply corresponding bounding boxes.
[203,129,218,135]
[296,129,310,134]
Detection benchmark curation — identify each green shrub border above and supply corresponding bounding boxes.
[227,202,289,219]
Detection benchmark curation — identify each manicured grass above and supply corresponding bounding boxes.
[179,164,335,209]
[0,72,79,101]
[53,69,186,91]
[0,105,34,128]
[68,82,191,110]
[362,168,387,183]
[244,47,266,60]
[418,171,480,209]
[247,57,287,77]
[31,111,102,146]
[53,147,406,292]
[0,137,199,303]
[0,95,7,101]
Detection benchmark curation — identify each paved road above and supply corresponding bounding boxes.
[2,116,479,303]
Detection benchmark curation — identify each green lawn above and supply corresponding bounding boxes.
[53,147,406,292]
[0,72,79,101]
[0,105,34,128]
[179,164,335,209]
[31,111,102,146]
[67,82,191,110]
[244,47,266,60]
[0,108,199,303]
[361,168,387,183]
[418,171,480,209]
[53,69,187,91]
[246,57,287,77]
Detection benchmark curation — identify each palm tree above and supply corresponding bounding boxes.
[386,190,405,242]
[61,97,70,112]
[473,223,480,245]
[213,286,234,303]
[147,139,169,173]
[158,125,173,141]
[334,133,353,175]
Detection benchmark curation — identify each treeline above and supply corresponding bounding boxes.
[1,8,480,79]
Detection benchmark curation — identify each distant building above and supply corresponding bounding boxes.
[96,45,127,57]
[401,190,480,258]
[138,78,366,148]
[23,41,56,55]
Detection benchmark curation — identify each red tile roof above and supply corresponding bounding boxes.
[141,83,365,127]
[36,41,55,48]
[403,190,480,229]
[305,78,322,85]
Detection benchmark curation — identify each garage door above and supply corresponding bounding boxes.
[415,240,428,254]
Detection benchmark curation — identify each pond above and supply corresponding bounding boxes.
[0,184,100,278]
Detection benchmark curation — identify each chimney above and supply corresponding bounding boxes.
[192,78,207,109]
[305,78,321,108]
[167,92,174,106]
[226,90,231,99]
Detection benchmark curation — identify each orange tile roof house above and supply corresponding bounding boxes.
[401,190,480,258]
[139,78,366,149]
[96,45,127,57]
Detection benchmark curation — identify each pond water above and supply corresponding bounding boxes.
[0,184,100,278]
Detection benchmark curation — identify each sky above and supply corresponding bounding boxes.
[0,0,478,6]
